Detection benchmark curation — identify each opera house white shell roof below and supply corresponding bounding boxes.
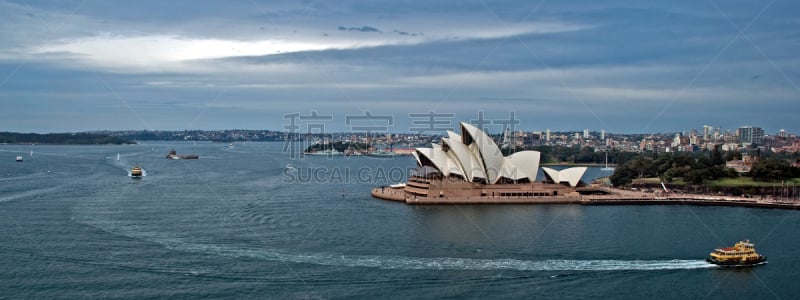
[541,166,588,187]
[413,122,543,184]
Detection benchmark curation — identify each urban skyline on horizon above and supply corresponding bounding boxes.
[43,118,800,137]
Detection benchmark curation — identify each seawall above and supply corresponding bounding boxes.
[371,187,800,209]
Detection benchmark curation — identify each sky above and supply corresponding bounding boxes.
[1,0,798,134]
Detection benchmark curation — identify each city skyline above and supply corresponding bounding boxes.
[2,1,799,133]
[9,118,798,138]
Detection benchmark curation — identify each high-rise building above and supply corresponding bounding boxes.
[738,126,764,146]
[778,129,787,138]
[601,129,605,140]
[672,133,681,147]
[546,129,550,142]
[703,125,713,141]
[583,129,590,139]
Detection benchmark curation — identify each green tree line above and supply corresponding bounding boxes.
[610,146,800,186]
[0,132,134,145]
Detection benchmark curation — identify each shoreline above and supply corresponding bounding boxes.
[371,186,800,209]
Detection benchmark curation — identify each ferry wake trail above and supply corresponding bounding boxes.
[182,244,716,271]
[110,229,715,271]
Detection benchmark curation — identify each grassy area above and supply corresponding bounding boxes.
[707,177,800,187]
[633,178,678,184]
[634,177,800,187]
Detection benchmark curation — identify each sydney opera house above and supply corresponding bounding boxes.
[372,122,596,204]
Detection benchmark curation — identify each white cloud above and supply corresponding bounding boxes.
[22,14,590,72]
[32,34,357,70]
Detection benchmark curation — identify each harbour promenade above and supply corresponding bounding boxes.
[371,186,800,209]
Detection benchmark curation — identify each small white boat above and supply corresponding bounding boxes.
[16,156,23,162]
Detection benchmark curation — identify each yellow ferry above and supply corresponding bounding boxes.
[707,240,766,267]
[130,166,143,178]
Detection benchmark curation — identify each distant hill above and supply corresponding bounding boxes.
[0,132,134,145]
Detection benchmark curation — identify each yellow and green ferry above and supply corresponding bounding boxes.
[130,166,143,178]
[707,240,766,267]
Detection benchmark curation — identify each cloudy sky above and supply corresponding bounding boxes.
[1,0,798,134]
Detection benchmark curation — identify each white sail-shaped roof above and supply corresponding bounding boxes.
[413,122,542,185]
[542,167,588,187]
[415,145,451,176]
[499,151,541,182]
[434,143,465,177]
[467,143,487,181]
[460,122,505,183]
[442,133,474,180]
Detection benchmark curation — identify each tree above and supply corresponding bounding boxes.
[725,150,742,161]
[749,159,796,181]
[575,146,595,163]
[611,165,637,186]
[710,145,725,166]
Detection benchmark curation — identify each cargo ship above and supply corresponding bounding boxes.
[707,240,766,267]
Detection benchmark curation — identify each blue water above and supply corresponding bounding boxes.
[1,142,798,299]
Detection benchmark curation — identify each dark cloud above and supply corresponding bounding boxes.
[337,25,382,33]
[392,29,421,36]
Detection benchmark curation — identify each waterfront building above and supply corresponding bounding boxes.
[373,122,590,203]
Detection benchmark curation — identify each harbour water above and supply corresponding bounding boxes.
[1,142,798,299]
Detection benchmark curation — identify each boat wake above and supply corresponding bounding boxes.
[127,169,147,177]
[179,244,715,271]
[69,217,716,272]
[0,185,65,203]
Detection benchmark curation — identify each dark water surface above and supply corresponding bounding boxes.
[1,142,797,299]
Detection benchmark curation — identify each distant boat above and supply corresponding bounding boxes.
[228,143,235,149]
[166,149,199,159]
[16,156,23,162]
[366,149,395,158]
[130,166,143,178]
[305,148,344,156]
